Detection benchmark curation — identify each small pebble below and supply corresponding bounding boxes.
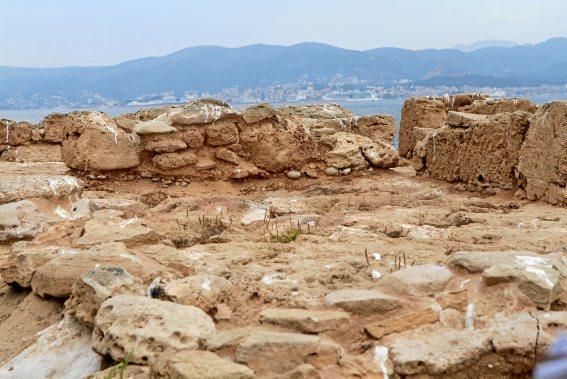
[287,170,302,179]
[324,167,339,176]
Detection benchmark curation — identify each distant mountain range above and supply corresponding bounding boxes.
[453,40,518,52]
[1,38,567,108]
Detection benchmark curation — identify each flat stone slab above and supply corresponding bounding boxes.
[324,289,402,315]
[0,174,82,204]
[260,308,350,333]
[446,111,488,128]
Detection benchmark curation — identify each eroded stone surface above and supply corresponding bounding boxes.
[93,295,216,364]
[324,289,402,315]
[235,331,341,375]
[260,308,350,333]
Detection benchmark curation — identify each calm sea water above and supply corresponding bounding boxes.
[0,99,405,124]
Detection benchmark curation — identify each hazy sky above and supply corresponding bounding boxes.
[1,0,566,67]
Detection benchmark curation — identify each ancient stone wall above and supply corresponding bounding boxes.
[414,111,532,189]
[0,100,399,181]
[399,95,537,158]
[517,102,567,206]
[412,99,566,206]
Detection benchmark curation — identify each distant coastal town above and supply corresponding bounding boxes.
[2,75,566,110]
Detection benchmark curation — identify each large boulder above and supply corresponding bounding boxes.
[416,111,532,189]
[518,101,567,205]
[239,119,321,172]
[61,112,140,170]
[92,295,216,364]
[399,97,447,158]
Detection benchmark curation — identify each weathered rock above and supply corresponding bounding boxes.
[0,120,33,145]
[517,101,567,205]
[231,163,259,179]
[133,113,176,135]
[151,350,254,379]
[205,326,274,351]
[0,175,82,204]
[180,128,205,148]
[215,148,240,164]
[260,308,350,333]
[196,158,217,171]
[390,328,491,376]
[93,295,216,364]
[143,137,187,153]
[461,98,538,115]
[447,250,540,273]
[30,242,170,298]
[360,141,399,168]
[399,97,447,157]
[62,113,140,170]
[235,331,341,375]
[446,111,488,128]
[239,119,320,172]
[135,244,196,277]
[1,144,63,163]
[0,315,102,379]
[324,289,402,315]
[482,256,561,309]
[163,275,233,312]
[168,99,239,125]
[322,132,372,170]
[417,111,532,189]
[353,115,396,144]
[76,212,157,246]
[82,198,148,219]
[205,121,239,146]
[277,364,321,379]
[382,264,454,296]
[40,112,81,143]
[0,243,75,287]
[489,312,538,371]
[242,103,279,123]
[152,150,198,170]
[365,306,439,339]
[89,365,150,379]
[279,103,353,120]
[65,267,146,327]
[0,200,50,241]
